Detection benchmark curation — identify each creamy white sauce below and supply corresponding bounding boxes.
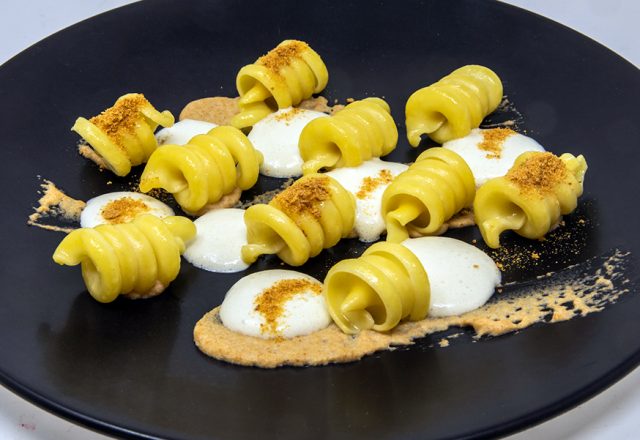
[248,107,328,177]
[80,191,174,228]
[219,270,331,339]
[155,119,218,146]
[184,208,249,273]
[443,128,545,186]
[327,159,408,242]
[402,236,501,317]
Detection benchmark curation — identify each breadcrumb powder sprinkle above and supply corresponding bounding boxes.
[506,152,568,196]
[257,40,308,73]
[356,169,393,199]
[273,176,330,219]
[478,128,515,159]
[100,197,150,225]
[90,94,150,144]
[254,279,322,337]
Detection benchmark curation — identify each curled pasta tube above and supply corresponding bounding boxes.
[382,147,475,242]
[405,65,503,146]
[139,126,263,215]
[232,40,329,129]
[298,97,398,174]
[242,174,355,266]
[72,93,174,176]
[324,242,430,334]
[52,215,196,303]
[474,151,587,248]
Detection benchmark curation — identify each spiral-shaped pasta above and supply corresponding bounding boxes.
[324,242,430,334]
[242,174,355,266]
[405,65,503,146]
[139,126,263,215]
[474,151,587,248]
[298,98,398,174]
[381,147,475,242]
[52,214,196,303]
[231,40,329,129]
[72,93,175,176]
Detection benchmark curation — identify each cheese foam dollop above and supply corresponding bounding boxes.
[219,270,331,339]
[80,191,174,228]
[156,119,218,146]
[183,208,249,273]
[248,107,328,177]
[443,128,545,186]
[402,236,501,317]
[327,159,408,242]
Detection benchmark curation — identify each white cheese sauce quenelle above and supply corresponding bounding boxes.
[219,270,331,339]
[156,119,218,146]
[443,128,545,186]
[248,107,328,177]
[183,208,249,273]
[80,191,174,228]
[402,236,501,317]
[327,159,408,242]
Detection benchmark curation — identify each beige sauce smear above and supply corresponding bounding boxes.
[180,95,344,129]
[194,250,630,368]
[27,180,86,233]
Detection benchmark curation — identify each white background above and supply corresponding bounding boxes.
[0,0,638,439]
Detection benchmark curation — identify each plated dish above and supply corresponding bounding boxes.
[1,0,640,440]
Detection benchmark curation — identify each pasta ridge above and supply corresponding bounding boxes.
[72,93,174,176]
[324,242,430,334]
[298,97,398,174]
[52,215,196,303]
[382,147,475,242]
[139,126,263,215]
[474,151,588,248]
[231,40,329,129]
[405,65,503,146]
[242,174,355,266]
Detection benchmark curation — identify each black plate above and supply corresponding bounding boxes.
[1,1,639,439]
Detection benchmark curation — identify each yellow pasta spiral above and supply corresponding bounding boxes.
[72,93,175,176]
[324,242,430,334]
[474,151,587,248]
[242,174,355,266]
[231,40,329,129]
[139,126,263,215]
[405,65,503,146]
[52,215,196,303]
[298,97,398,174]
[382,147,475,242]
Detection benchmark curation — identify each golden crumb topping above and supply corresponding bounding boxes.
[257,40,308,73]
[478,128,515,159]
[272,176,330,219]
[254,279,322,337]
[274,107,304,123]
[90,94,150,143]
[356,169,393,199]
[506,152,567,195]
[100,197,150,224]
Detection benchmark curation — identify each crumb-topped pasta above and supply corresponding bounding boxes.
[474,151,587,248]
[232,40,329,129]
[72,93,174,176]
[242,174,355,266]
